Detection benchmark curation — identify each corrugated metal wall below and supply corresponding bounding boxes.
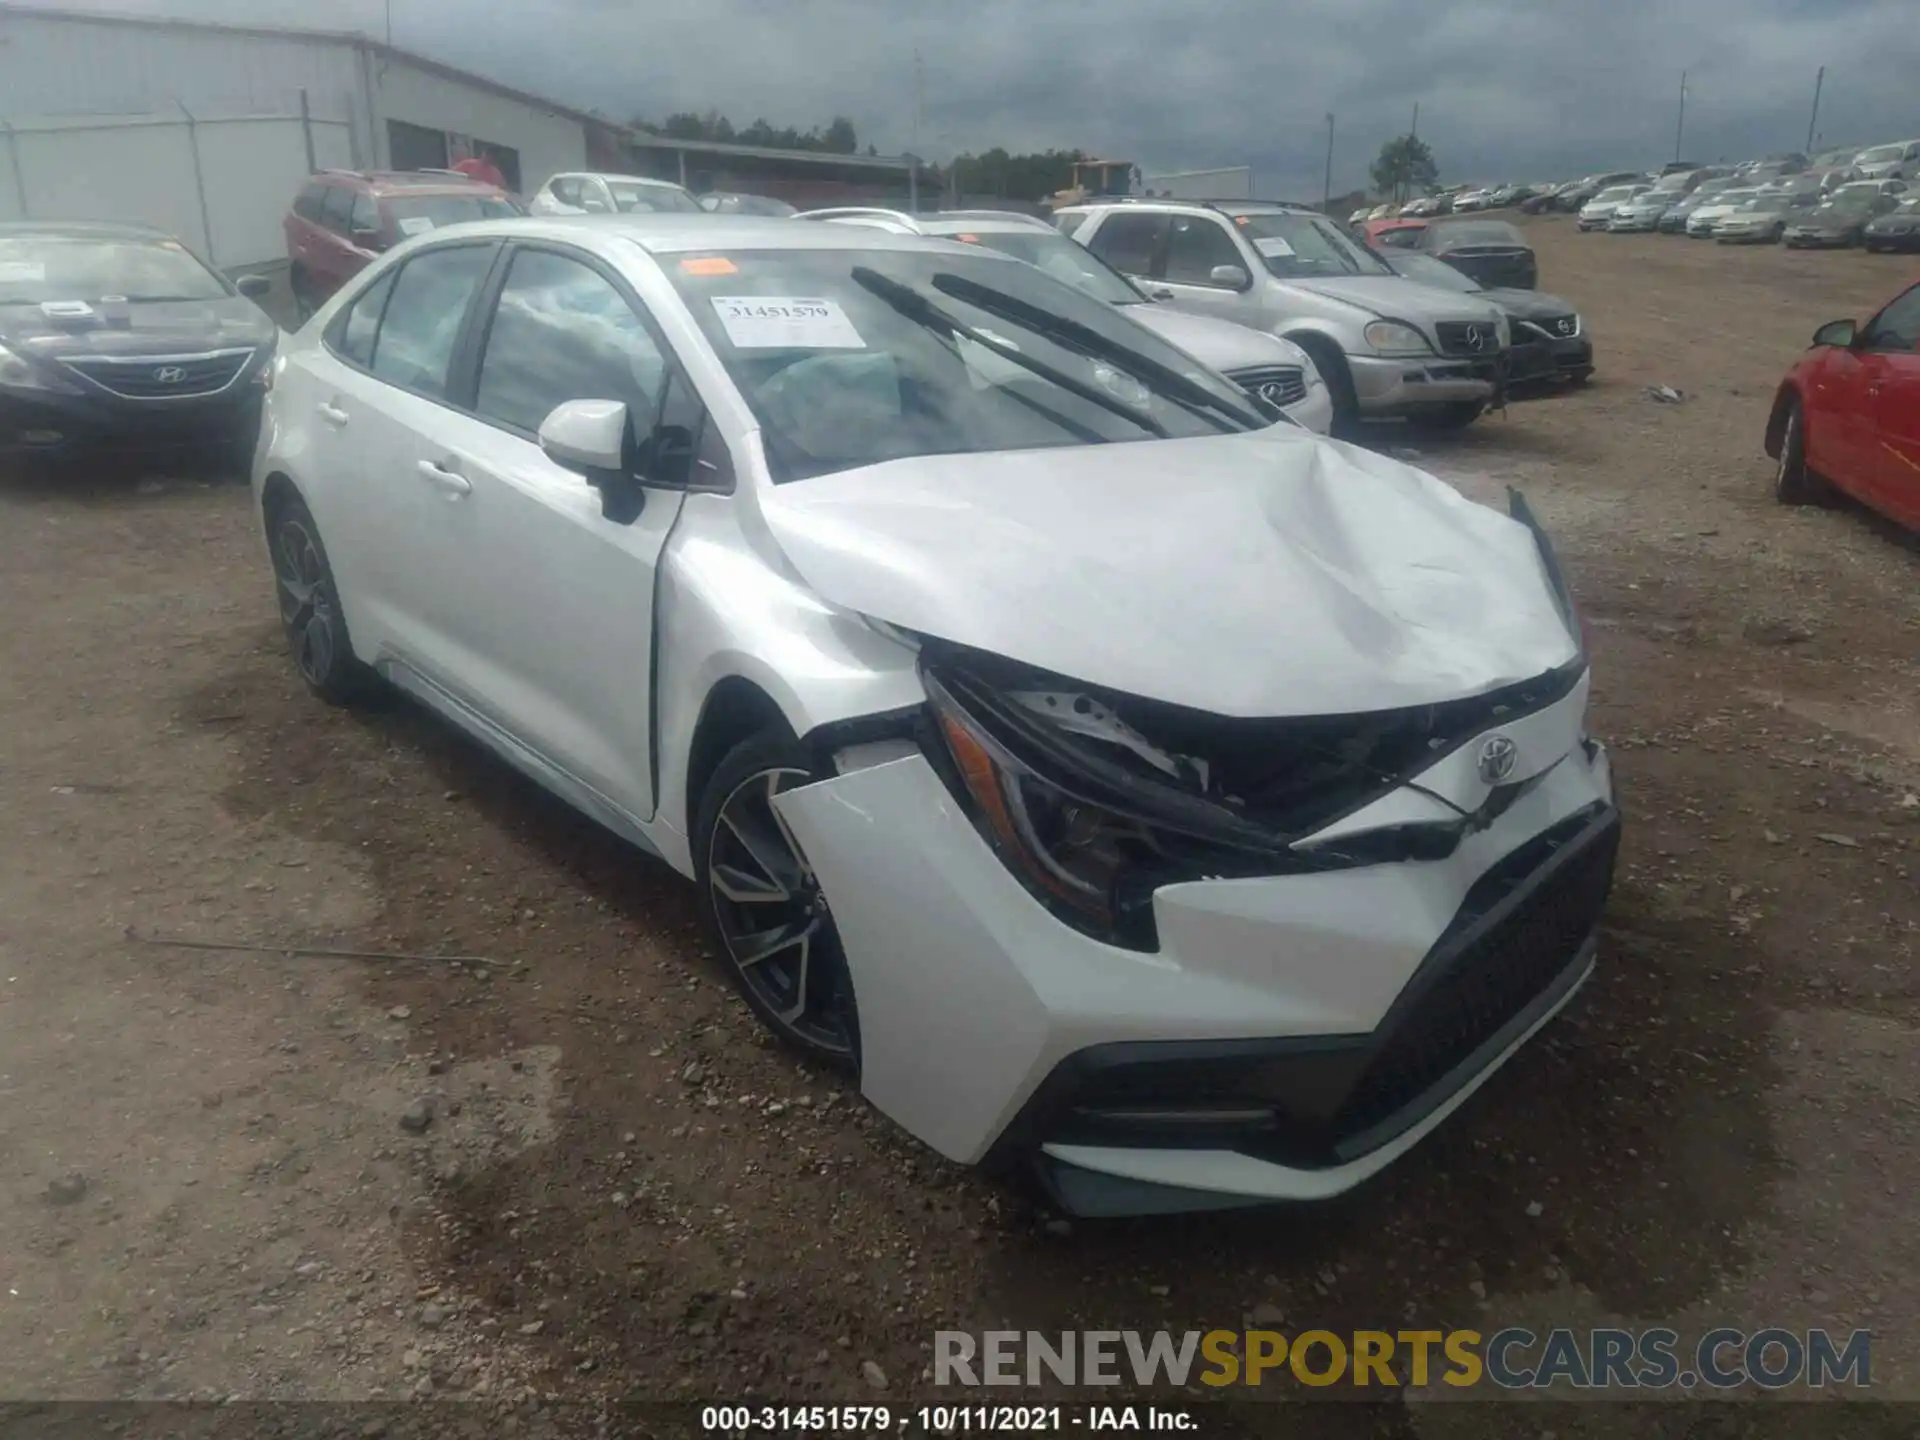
[0,10,367,142]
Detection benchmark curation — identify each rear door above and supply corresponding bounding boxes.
[1857,284,1920,528]
[304,243,500,669]
[385,241,691,819]
[1080,212,1169,290]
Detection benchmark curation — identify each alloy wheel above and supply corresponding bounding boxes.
[706,766,856,1058]
[271,517,338,687]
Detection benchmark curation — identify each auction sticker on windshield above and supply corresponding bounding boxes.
[1254,237,1295,257]
[711,296,866,349]
[0,261,46,283]
[396,217,435,237]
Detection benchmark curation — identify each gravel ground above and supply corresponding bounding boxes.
[1,218,1917,1432]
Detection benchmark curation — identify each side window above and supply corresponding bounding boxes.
[349,192,380,237]
[319,186,356,235]
[331,269,396,366]
[473,248,670,436]
[578,180,613,214]
[293,183,328,221]
[1861,285,1920,353]
[1084,213,1166,277]
[368,245,494,399]
[550,177,582,207]
[1164,216,1247,286]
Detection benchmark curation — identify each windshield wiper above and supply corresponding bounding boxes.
[849,266,1168,439]
[927,272,1265,432]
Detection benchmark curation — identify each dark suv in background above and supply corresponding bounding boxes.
[283,170,523,320]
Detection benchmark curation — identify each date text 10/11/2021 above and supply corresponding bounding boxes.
[700,1405,1197,1433]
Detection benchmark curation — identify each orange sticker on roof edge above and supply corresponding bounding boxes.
[680,257,738,275]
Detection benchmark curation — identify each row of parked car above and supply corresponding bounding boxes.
[0,180,1589,493]
[1354,141,1920,254]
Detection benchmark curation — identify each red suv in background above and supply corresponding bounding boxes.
[284,170,523,320]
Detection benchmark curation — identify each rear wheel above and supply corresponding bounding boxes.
[694,728,861,1074]
[1773,396,1826,507]
[265,491,376,703]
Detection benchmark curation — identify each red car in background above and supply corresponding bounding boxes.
[283,170,523,320]
[1364,217,1428,247]
[1766,279,1920,532]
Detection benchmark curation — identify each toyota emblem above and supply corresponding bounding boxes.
[1477,734,1518,785]
[153,365,187,384]
[1463,325,1486,353]
[1257,381,1290,407]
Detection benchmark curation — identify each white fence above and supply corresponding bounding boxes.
[0,105,354,270]
[1142,166,1254,200]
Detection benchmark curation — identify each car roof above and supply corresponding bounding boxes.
[0,220,177,241]
[313,170,503,197]
[405,213,980,256]
[557,172,690,187]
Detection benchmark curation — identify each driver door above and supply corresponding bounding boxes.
[391,242,689,820]
[1856,283,1920,528]
[1155,214,1257,326]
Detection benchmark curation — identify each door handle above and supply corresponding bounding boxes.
[1149,287,1175,301]
[416,459,472,497]
[317,402,349,427]
[1867,384,1883,397]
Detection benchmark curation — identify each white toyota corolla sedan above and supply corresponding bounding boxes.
[254,214,1619,1216]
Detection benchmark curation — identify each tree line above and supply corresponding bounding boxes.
[632,110,1446,208]
[629,111,1092,201]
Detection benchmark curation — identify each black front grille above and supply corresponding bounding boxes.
[1227,364,1307,408]
[1331,809,1620,1146]
[62,349,253,398]
[1522,315,1578,339]
[1433,320,1502,357]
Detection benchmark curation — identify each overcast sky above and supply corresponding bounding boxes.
[39,0,1920,193]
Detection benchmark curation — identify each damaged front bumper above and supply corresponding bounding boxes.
[774,684,1616,1214]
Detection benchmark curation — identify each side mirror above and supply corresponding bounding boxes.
[1210,264,1251,290]
[539,399,641,520]
[235,274,272,299]
[1812,319,1857,348]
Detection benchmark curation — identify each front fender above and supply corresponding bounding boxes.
[651,494,924,869]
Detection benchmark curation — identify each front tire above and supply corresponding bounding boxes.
[265,491,375,704]
[1419,401,1486,430]
[695,728,861,1073]
[1773,396,1825,507]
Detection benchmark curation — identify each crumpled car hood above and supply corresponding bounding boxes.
[757,429,1578,718]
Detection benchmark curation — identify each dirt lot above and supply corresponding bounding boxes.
[3,219,1918,1432]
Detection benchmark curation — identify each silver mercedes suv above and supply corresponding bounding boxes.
[1054,200,1511,432]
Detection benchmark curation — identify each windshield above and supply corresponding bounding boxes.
[702,193,798,217]
[1708,190,1759,207]
[666,247,1268,483]
[387,194,525,232]
[1830,184,1886,205]
[1817,193,1879,215]
[1226,212,1391,278]
[1593,186,1639,203]
[1382,251,1482,294]
[1893,198,1920,214]
[938,228,1141,305]
[1858,145,1903,164]
[609,181,702,213]
[0,233,228,304]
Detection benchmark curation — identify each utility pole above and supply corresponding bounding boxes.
[1410,102,1419,141]
[1674,70,1688,163]
[1806,65,1825,152]
[1323,113,1334,212]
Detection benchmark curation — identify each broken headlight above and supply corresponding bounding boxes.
[921,663,1283,948]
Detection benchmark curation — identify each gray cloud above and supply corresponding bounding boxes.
[43,0,1920,194]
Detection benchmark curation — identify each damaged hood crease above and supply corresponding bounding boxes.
[758,430,1580,718]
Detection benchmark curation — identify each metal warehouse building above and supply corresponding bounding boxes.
[0,2,602,270]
